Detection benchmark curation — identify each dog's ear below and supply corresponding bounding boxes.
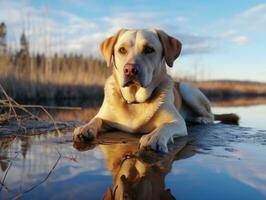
[100,29,125,67]
[156,30,182,67]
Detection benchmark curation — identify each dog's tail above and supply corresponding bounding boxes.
[214,113,239,125]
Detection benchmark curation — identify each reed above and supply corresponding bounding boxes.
[1,53,266,102]
[193,80,266,99]
[0,54,110,101]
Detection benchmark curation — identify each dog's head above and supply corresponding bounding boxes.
[100,29,182,88]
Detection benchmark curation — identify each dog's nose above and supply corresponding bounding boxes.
[124,64,138,77]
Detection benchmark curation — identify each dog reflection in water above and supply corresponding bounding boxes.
[74,134,187,200]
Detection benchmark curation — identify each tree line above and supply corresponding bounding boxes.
[0,21,108,75]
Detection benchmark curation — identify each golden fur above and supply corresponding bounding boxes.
[73,29,238,153]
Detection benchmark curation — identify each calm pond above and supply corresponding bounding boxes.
[0,101,266,200]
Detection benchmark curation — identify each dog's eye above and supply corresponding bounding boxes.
[143,46,155,54]
[118,47,127,55]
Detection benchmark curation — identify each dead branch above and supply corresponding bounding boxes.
[0,152,19,193]
[12,151,62,199]
[0,84,21,126]
[0,83,63,135]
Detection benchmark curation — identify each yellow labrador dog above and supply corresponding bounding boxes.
[73,29,238,153]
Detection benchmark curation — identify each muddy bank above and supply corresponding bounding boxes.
[0,118,81,137]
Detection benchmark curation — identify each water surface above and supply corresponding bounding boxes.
[0,102,266,199]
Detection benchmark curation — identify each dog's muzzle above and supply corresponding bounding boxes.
[122,63,140,87]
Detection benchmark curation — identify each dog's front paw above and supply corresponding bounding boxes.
[139,130,174,153]
[73,124,97,142]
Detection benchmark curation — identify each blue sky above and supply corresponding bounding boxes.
[0,0,266,81]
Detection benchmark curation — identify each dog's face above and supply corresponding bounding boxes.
[114,29,163,87]
[100,29,182,88]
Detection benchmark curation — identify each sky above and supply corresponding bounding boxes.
[0,0,266,81]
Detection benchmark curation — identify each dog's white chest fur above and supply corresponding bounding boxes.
[97,76,171,133]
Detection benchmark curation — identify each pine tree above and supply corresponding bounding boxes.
[0,22,7,55]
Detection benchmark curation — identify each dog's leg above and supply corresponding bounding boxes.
[139,120,187,153]
[179,83,214,124]
[73,117,106,142]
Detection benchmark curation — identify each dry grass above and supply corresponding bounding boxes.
[1,53,266,102]
[211,97,266,107]
[191,80,266,99]
[195,80,266,93]
[0,54,110,100]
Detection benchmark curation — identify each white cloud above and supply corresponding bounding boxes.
[234,3,266,31]
[219,29,238,38]
[101,11,163,33]
[182,43,217,55]
[0,1,217,57]
[218,30,251,46]
[239,3,266,19]
[231,36,251,45]
[0,1,22,24]
[214,3,266,47]
[176,16,188,22]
